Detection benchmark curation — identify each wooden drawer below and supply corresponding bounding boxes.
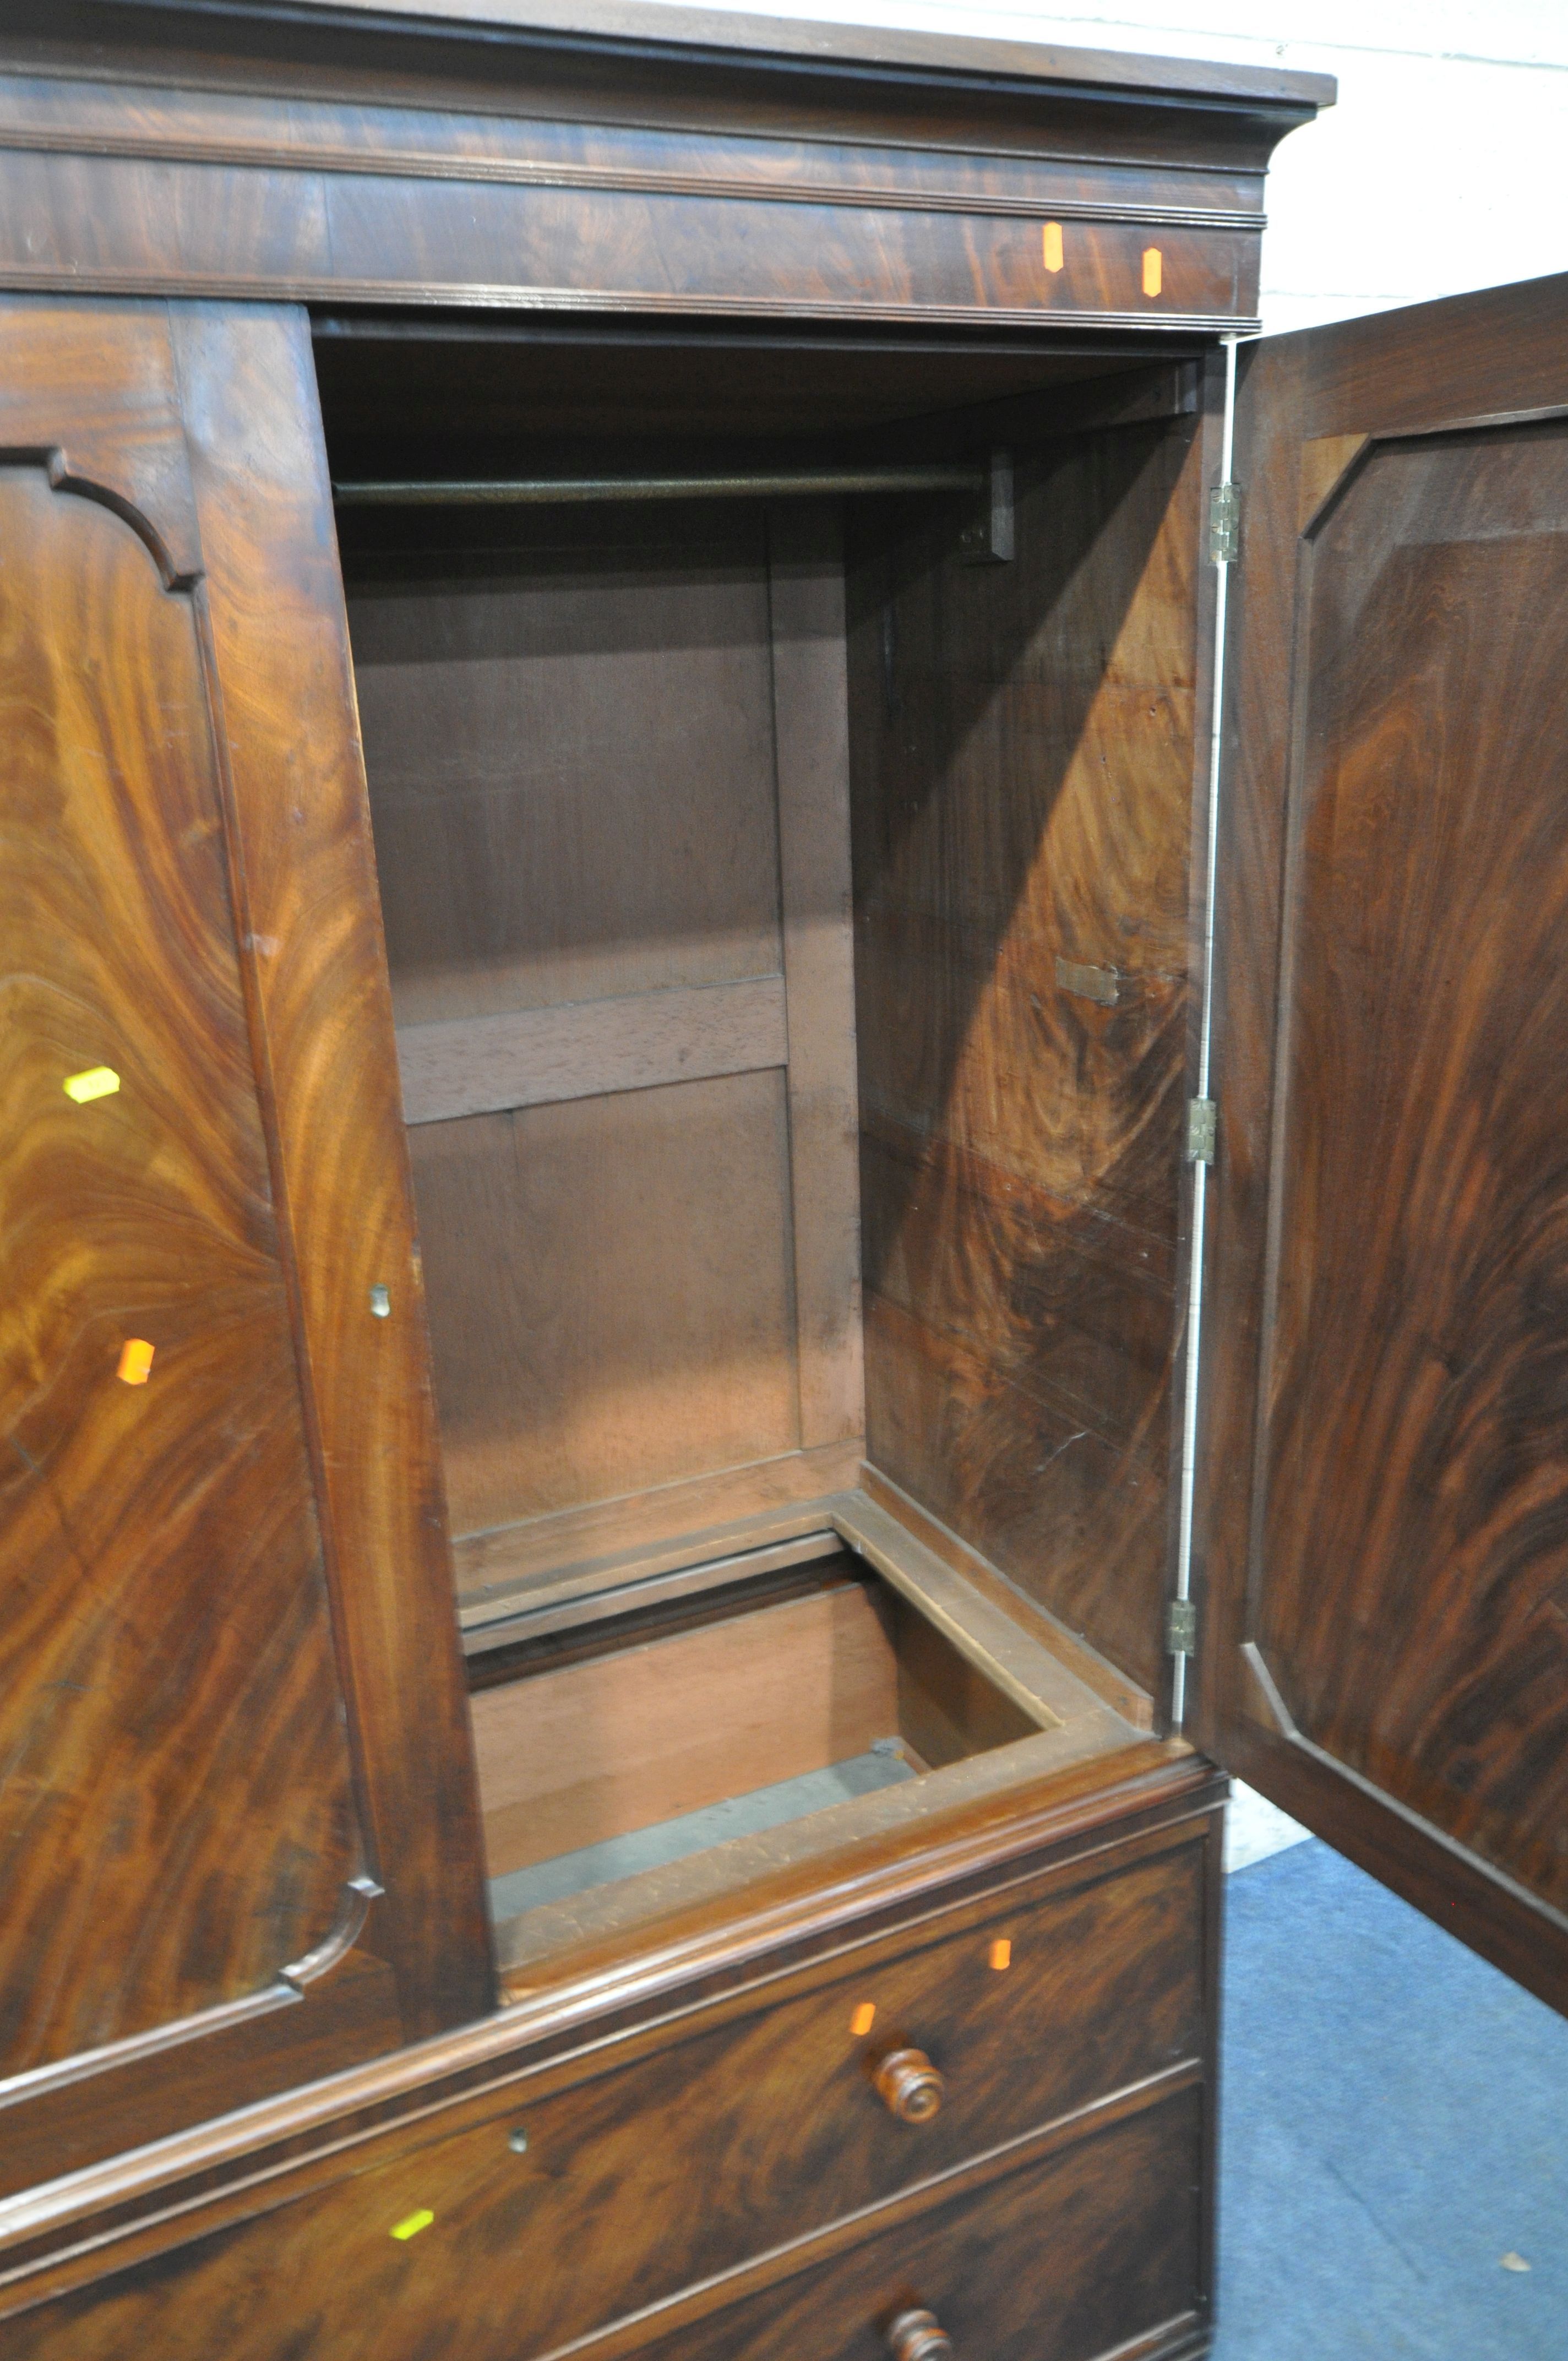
[6,1824,1211,2361]
[631,2083,1207,2361]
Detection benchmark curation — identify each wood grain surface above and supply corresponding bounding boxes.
[472,1579,901,1875]
[859,1467,1156,1731]
[450,1443,861,1609]
[626,2087,1205,2361]
[1196,273,1568,2014]
[0,1951,400,2205]
[0,7,1307,2324]
[0,447,355,2074]
[0,58,1291,206]
[0,2,1325,335]
[352,505,799,1540]
[396,978,788,1125]
[0,1744,1213,2299]
[1,1828,1209,2360]
[351,497,868,1560]
[771,503,867,1455]
[0,295,494,2189]
[0,0,1334,391]
[1260,417,1568,1903]
[170,304,496,2039]
[346,508,783,1030]
[850,416,1204,1697]
[4,0,1330,108]
[410,1074,801,1533]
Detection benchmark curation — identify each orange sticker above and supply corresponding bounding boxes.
[1142,247,1164,298]
[117,1339,155,1386]
[989,1939,1012,1972]
[850,2003,876,2039]
[1042,221,1064,274]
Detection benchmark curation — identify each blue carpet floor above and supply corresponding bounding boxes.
[1212,1840,1568,2359]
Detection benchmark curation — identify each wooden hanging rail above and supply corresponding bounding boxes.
[331,466,987,504]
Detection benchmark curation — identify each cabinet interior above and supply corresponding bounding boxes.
[468,1553,1036,1958]
[324,328,1204,1960]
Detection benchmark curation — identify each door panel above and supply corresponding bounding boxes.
[0,463,358,2071]
[1197,273,1568,2011]
[0,296,492,2186]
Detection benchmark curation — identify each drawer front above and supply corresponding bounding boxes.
[635,2085,1206,2361]
[8,1830,1211,2361]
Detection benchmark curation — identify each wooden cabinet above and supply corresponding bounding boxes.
[2,1797,1217,2359]
[0,6,1562,2358]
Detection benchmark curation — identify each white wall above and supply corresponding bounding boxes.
[639,0,1568,333]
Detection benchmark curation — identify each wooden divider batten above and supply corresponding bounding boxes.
[769,503,867,1455]
[396,975,788,1124]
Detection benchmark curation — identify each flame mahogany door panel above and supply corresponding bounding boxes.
[1197,273,1568,2012]
[0,295,493,2191]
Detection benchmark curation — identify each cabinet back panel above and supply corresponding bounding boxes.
[850,417,1202,1696]
[409,1075,800,1533]
[347,504,861,1557]
[347,513,783,1026]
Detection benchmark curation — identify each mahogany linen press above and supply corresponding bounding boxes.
[1,4,1566,2355]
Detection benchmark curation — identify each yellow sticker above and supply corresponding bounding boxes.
[1042,221,1064,274]
[390,2210,434,2242]
[850,2002,876,2038]
[117,1339,155,1386]
[64,1067,121,1105]
[990,1939,1012,1972]
[1142,247,1164,298]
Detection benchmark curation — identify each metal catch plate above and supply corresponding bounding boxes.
[1208,482,1240,564]
[959,449,1015,565]
[1055,955,1119,1007]
[1166,1598,1198,1656]
[1186,1098,1217,1165]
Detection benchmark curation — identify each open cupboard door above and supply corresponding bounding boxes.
[0,297,493,2190]
[1195,273,1568,2012]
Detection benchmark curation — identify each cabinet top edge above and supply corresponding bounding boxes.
[85,0,1339,117]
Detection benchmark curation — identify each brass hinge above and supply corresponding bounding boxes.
[1166,1598,1198,1656]
[1186,1097,1217,1165]
[1208,482,1241,564]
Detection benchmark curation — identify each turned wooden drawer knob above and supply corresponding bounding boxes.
[886,2307,953,2360]
[872,2046,945,2123]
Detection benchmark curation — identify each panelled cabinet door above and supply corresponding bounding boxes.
[1197,271,1568,2012]
[0,296,493,2190]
